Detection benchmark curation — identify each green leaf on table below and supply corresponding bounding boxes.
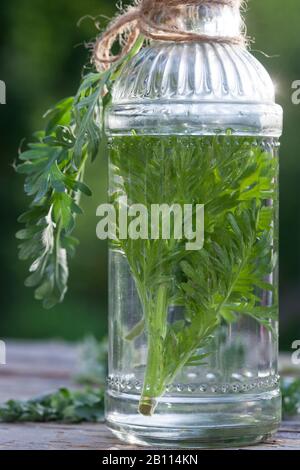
[0,387,104,424]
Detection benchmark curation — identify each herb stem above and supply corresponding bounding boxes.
[138,283,169,416]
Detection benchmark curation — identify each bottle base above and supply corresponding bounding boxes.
[106,388,281,448]
[107,421,278,449]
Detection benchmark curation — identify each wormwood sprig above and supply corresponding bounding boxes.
[282,378,300,417]
[16,37,144,308]
[16,77,101,308]
[0,388,104,424]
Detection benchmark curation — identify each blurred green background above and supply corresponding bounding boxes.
[0,0,299,348]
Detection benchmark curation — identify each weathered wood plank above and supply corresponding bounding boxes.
[0,423,111,451]
[0,341,79,402]
[0,422,299,450]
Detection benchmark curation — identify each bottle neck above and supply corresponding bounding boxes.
[154,2,242,41]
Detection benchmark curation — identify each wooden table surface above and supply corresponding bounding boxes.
[0,341,299,450]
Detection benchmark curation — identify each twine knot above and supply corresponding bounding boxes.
[93,0,246,71]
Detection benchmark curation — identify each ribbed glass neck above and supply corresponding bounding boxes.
[155,2,242,39]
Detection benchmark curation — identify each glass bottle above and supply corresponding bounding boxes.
[105,1,283,448]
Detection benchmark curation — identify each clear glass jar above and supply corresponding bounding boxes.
[105,1,283,448]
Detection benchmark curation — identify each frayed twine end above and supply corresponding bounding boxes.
[93,0,248,72]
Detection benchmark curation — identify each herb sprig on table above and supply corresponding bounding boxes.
[0,388,104,424]
[0,337,107,424]
[282,378,300,417]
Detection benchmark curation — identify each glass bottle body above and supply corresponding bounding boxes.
[105,134,280,448]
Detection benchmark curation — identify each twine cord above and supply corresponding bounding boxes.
[93,0,246,71]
